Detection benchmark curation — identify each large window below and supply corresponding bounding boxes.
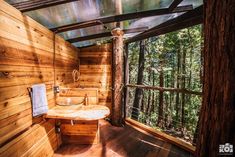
[126,25,203,144]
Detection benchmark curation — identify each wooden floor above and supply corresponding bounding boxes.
[54,120,193,157]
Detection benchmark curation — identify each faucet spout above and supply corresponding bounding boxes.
[84,94,88,106]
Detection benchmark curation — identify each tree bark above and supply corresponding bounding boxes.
[150,71,155,113]
[181,48,186,135]
[176,47,181,124]
[165,90,169,128]
[158,67,164,127]
[111,29,124,126]
[146,70,152,115]
[124,44,129,121]
[196,0,235,156]
[146,89,151,114]
[140,92,145,112]
[187,28,193,108]
[131,40,145,120]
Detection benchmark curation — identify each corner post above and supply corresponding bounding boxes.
[111,29,124,126]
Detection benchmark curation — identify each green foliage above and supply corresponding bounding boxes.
[127,25,203,143]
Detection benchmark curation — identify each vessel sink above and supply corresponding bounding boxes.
[46,105,110,120]
[56,97,84,106]
[52,105,82,114]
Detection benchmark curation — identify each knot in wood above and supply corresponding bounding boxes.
[111,28,124,37]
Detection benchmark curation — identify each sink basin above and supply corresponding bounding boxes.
[56,97,84,106]
[46,105,110,120]
[52,105,82,114]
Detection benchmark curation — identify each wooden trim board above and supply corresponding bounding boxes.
[125,118,196,154]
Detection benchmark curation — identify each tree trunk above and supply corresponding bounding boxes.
[170,56,175,128]
[112,29,124,126]
[146,89,151,114]
[146,69,152,114]
[196,1,235,156]
[165,74,169,128]
[181,48,186,135]
[200,25,204,85]
[140,92,145,112]
[150,71,155,113]
[131,40,145,120]
[175,47,181,125]
[158,67,164,127]
[165,92,169,128]
[187,28,193,108]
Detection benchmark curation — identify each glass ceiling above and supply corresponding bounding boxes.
[5,0,203,48]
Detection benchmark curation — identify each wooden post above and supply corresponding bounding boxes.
[111,28,124,126]
[115,0,122,28]
[111,0,123,126]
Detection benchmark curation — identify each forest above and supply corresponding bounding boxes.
[126,25,203,144]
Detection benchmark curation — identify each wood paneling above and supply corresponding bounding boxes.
[61,120,100,145]
[58,88,98,105]
[79,44,112,111]
[0,1,78,156]
[0,120,61,157]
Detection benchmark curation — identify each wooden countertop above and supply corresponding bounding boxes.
[45,105,110,120]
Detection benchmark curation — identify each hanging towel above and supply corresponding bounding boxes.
[31,84,48,117]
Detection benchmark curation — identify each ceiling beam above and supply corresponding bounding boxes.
[126,5,203,43]
[67,27,148,43]
[51,5,193,33]
[68,32,111,43]
[11,0,55,7]
[11,0,78,12]
[168,0,184,11]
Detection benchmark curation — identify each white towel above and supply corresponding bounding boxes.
[31,84,48,117]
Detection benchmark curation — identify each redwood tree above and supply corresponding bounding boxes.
[196,0,235,156]
[131,40,145,120]
[158,65,164,127]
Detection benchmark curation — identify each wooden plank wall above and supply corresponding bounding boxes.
[58,88,99,105]
[0,1,79,156]
[79,44,112,112]
[55,36,79,87]
[61,120,100,145]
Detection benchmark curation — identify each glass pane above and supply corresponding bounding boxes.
[72,37,111,48]
[68,12,185,45]
[58,23,115,40]
[4,0,202,46]
[5,0,175,29]
[123,12,184,30]
[122,0,173,14]
[179,0,203,8]
[24,1,105,28]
